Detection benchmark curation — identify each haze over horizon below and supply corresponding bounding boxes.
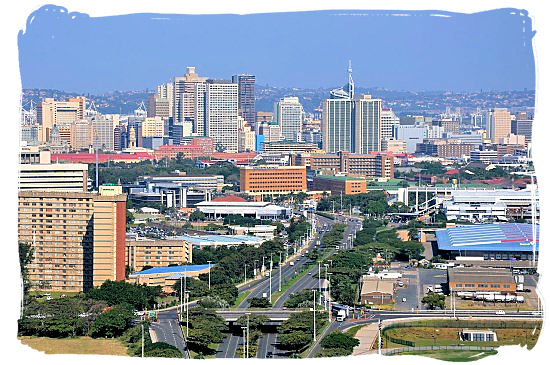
[18,6,535,94]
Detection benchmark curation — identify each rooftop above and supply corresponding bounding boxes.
[211,195,248,203]
[436,223,539,252]
[448,267,515,284]
[315,175,365,182]
[132,264,214,276]
[360,279,394,295]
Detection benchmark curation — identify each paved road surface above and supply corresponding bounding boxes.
[151,310,189,358]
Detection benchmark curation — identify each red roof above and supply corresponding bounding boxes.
[52,152,154,163]
[211,195,247,203]
[445,169,460,175]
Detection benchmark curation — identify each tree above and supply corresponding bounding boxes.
[247,297,271,308]
[90,303,135,338]
[19,241,34,297]
[422,294,446,309]
[87,280,161,310]
[126,209,135,224]
[144,342,184,358]
[320,331,359,352]
[189,210,206,222]
[278,331,312,351]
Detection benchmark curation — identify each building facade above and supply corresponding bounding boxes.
[232,74,256,129]
[312,175,367,195]
[126,238,193,272]
[275,96,304,142]
[204,80,239,153]
[240,165,307,197]
[354,95,382,154]
[487,108,512,143]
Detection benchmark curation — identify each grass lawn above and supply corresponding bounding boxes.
[19,336,129,356]
[271,263,315,304]
[232,290,251,309]
[384,326,541,350]
[345,323,369,338]
[393,349,498,362]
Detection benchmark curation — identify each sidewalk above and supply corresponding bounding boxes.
[351,323,379,356]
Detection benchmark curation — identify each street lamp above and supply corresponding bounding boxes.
[328,273,332,322]
[279,252,282,291]
[244,263,247,285]
[207,260,212,290]
[246,312,251,358]
[241,326,247,358]
[312,289,317,342]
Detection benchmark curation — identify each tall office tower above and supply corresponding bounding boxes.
[173,66,207,127]
[274,97,304,142]
[322,98,354,153]
[18,187,126,292]
[381,108,400,141]
[91,117,114,151]
[256,111,273,124]
[354,95,382,154]
[487,108,512,143]
[512,113,533,144]
[113,124,125,151]
[232,74,256,129]
[37,97,86,143]
[21,125,39,146]
[258,122,282,143]
[154,82,174,118]
[322,61,355,153]
[204,80,239,152]
[238,117,256,152]
[141,116,165,137]
[70,119,93,151]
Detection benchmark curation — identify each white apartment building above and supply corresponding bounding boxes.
[381,108,400,141]
[274,96,304,142]
[204,81,239,153]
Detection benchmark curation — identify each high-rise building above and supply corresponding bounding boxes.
[354,95,382,154]
[18,188,126,292]
[274,96,304,142]
[381,108,400,141]
[322,98,354,153]
[204,80,239,153]
[232,74,256,129]
[487,108,512,143]
[193,82,207,136]
[394,125,428,153]
[147,95,171,119]
[19,163,89,192]
[37,97,86,143]
[256,111,274,124]
[141,116,165,138]
[173,67,207,127]
[259,123,282,143]
[237,117,256,152]
[92,117,114,151]
[70,119,93,151]
[511,116,533,144]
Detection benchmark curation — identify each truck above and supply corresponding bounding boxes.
[336,309,346,322]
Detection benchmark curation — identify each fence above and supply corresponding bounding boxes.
[382,319,541,331]
[384,345,496,356]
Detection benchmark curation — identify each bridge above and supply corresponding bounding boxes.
[215,309,303,322]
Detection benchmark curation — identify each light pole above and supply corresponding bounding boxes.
[254,259,258,279]
[207,260,212,290]
[179,276,183,322]
[244,263,247,285]
[312,290,317,342]
[241,326,247,358]
[328,273,332,322]
[269,254,273,302]
[246,312,251,358]
[185,290,190,337]
[141,322,144,358]
[279,252,282,291]
[318,262,322,305]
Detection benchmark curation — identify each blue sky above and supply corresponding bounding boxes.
[18,5,535,93]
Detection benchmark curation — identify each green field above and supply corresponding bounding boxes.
[19,336,129,356]
[392,349,498,362]
[232,290,252,309]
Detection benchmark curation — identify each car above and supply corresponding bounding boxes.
[496,310,506,315]
[266,352,273,358]
[308,272,312,275]
[398,282,404,287]
[402,297,407,302]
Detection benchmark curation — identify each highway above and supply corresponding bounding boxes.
[151,310,189,358]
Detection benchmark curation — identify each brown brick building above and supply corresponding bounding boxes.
[312,175,367,195]
[126,239,193,272]
[240,165,307,198]
[18,187,126,292]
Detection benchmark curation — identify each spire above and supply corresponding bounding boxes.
[347,60,354,99]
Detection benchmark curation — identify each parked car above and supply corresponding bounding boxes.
[496,310,506,315]
[402,298,407,302]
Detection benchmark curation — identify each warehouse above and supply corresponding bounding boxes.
[360,278,395,305]
[448,267,516,293]
[435,223,539,261]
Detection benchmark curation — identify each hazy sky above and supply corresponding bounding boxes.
[18,5,535,93]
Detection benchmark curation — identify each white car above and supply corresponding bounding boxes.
[496,310,506,315]
[402,298,407,302]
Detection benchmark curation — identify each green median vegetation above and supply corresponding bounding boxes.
[317,330,360,357]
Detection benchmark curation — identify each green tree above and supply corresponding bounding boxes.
[247,297,271,308]
[278,331,312,351]
[189,210,206,222]
[90,303,135,338]
[144,342,184,358]
[421,294,446,309]
[19,241,34,297]
[320,331,359,352]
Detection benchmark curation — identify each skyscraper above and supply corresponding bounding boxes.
[173,67,207,127]
[232,74,256,129]
[487,108,512,143]
[355,95,382,154]
[274,97,304,142]
[381,108,400,141]
[322,98,354,153]
[37,97,86,143]
[204,80,239,153]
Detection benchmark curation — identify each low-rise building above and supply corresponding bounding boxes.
[448,267,516,293]
[126,238,193,271]
[128,264,213,292]
[359,277,395,305]
[292,151,394,178]
[240,165,307,197]
[227,225,278,239]
[312,175,366,195]
[174,234,265,249]
[196,200,292,220]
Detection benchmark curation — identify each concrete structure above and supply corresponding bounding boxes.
[470,150,499,164]
[435,223,539,261]
[394,125,427,153]
[141,116,165,138]
[126,238,193,272]
[262,141,320,154]
[196,200,292,220]
[511,117,533,144]
[292,151,394,179]
[232,74,256,129]
[442,188,539,222]
[173,66,207,128]
[237,117,256,152]
[360,277,394,304]
[275,96,304,142]
[91,117,114,151]
[256,111,273,124]
[19,163,88,192]
[128,264,213,292]
[70,119,93,151]
[382,139,407,153]
[487,108,512,143]
[322,98,354,153]
[227,225,277,239]
[448,267,516,293]
[174,234,265,248]
[240,165,306,197]
[416,140,478,158]
[312,175,366,195]
[381,108,400,141]
[258,123,282,143]
[18,189,126,292]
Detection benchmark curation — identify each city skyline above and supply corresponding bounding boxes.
[18,6,535,93]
